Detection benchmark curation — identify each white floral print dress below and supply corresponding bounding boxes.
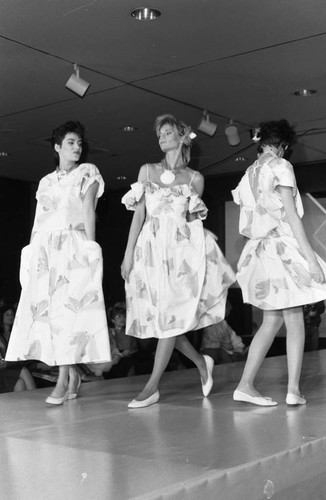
[122,169,236,339]
[6,163,111,366]
[232,150,326,310]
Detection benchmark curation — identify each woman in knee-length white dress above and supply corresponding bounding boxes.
[121,114,235,408]
[6,121,111,404]
[232,119,326,407]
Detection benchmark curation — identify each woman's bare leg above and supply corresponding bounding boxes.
[235,310,283,398]
[13,377,26,392]
[49,365,69,398]
[175,335,208,382]
[134,337,176,401]
[19,367,36,390]
[283,306,305,396]
[68,365,80,393]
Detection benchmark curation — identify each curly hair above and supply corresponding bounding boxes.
[154,114,193,164]
[51,120,88,166]
[257,119,296,153]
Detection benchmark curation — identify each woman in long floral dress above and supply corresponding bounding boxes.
[6,121,111,404]
[121,114,235,408]
[232,119,326,407]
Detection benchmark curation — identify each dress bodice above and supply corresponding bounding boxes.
[32,163,104,233]
[232,151,303,239]
[122,181,208,221]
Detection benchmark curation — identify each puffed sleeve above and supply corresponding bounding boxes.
[79,163,105,198]
[271,158,296,191]
[121,182,145,211]
[188,192,208,220]
[231,185,241,205]
[270,157,304,217]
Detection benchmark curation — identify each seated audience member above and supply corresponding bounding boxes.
[0,306,36,392]
[200,301,248,364]
[304,300,325,351]
[103,305,140,379]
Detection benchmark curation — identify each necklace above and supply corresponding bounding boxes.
[56,166,76,181]
[56,168,67,181]
[160,159,184,185]
[160,169,175,185]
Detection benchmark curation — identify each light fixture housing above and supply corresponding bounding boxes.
[225,120,240,146]
[65,64,90,98]
[293,89,317,97]
[197,111,217,137]
[130,7,161,20]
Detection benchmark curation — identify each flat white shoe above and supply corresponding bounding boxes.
[201,355,214,397]
[286,393,306,406]
[233,389,278,406]
[128,390,160,409]
[45,390,69,405]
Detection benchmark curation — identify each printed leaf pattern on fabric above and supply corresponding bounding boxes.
[52,233,68,251]
[6,164,111,366]
[255,280,270,300]
[122,180,235,338]
[37,246,49,273]
[31,301,49,322]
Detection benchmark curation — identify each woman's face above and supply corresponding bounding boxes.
[55,132,82,164]
[158,124,180,153]
[3,309,14,327]
[113,313,126,329]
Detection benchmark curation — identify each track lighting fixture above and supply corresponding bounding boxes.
[225,120,240,146]
[197,111,217,137]
[65,64,90,98]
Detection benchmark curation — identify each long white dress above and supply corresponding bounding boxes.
[232,149,326,310]
[122,169,236,339]
[6,163,111,366]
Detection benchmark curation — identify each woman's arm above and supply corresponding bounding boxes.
[121,165,147,280]
[82,181,99,241]
[278,185,325,283]
[187,172,205,222]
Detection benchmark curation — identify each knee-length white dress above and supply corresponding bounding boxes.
[6,163,111,366]
[122,168,236,339]
[232,149,326,310]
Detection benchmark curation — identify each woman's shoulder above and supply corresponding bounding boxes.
[77,163,100,174]
[186,167,203,182]
[138,163,160,182]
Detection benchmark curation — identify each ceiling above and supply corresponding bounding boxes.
[2,0,326,190]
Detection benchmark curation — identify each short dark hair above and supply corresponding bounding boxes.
[257,119,296,153]
[51,120,88,165]
[110,306,126,321]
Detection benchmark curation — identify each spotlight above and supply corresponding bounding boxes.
[65,64,90,98]
[197,111,217,137]
[225,120,240,146]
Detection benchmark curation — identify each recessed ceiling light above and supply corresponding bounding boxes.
[234,156,247,162]
[0,151,10,157]
[117,176,127,180]
[130,7,161,21]
[121,126,137,132]
[293,89,317,97]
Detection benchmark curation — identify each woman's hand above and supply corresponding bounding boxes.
[121,253,133,281]
[309,260,325,284]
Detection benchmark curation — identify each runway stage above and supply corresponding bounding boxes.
[2,351,326,500]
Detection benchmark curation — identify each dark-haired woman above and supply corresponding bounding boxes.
[121,114,235,408]
[232,119,326,406]
[6,121,111,404]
